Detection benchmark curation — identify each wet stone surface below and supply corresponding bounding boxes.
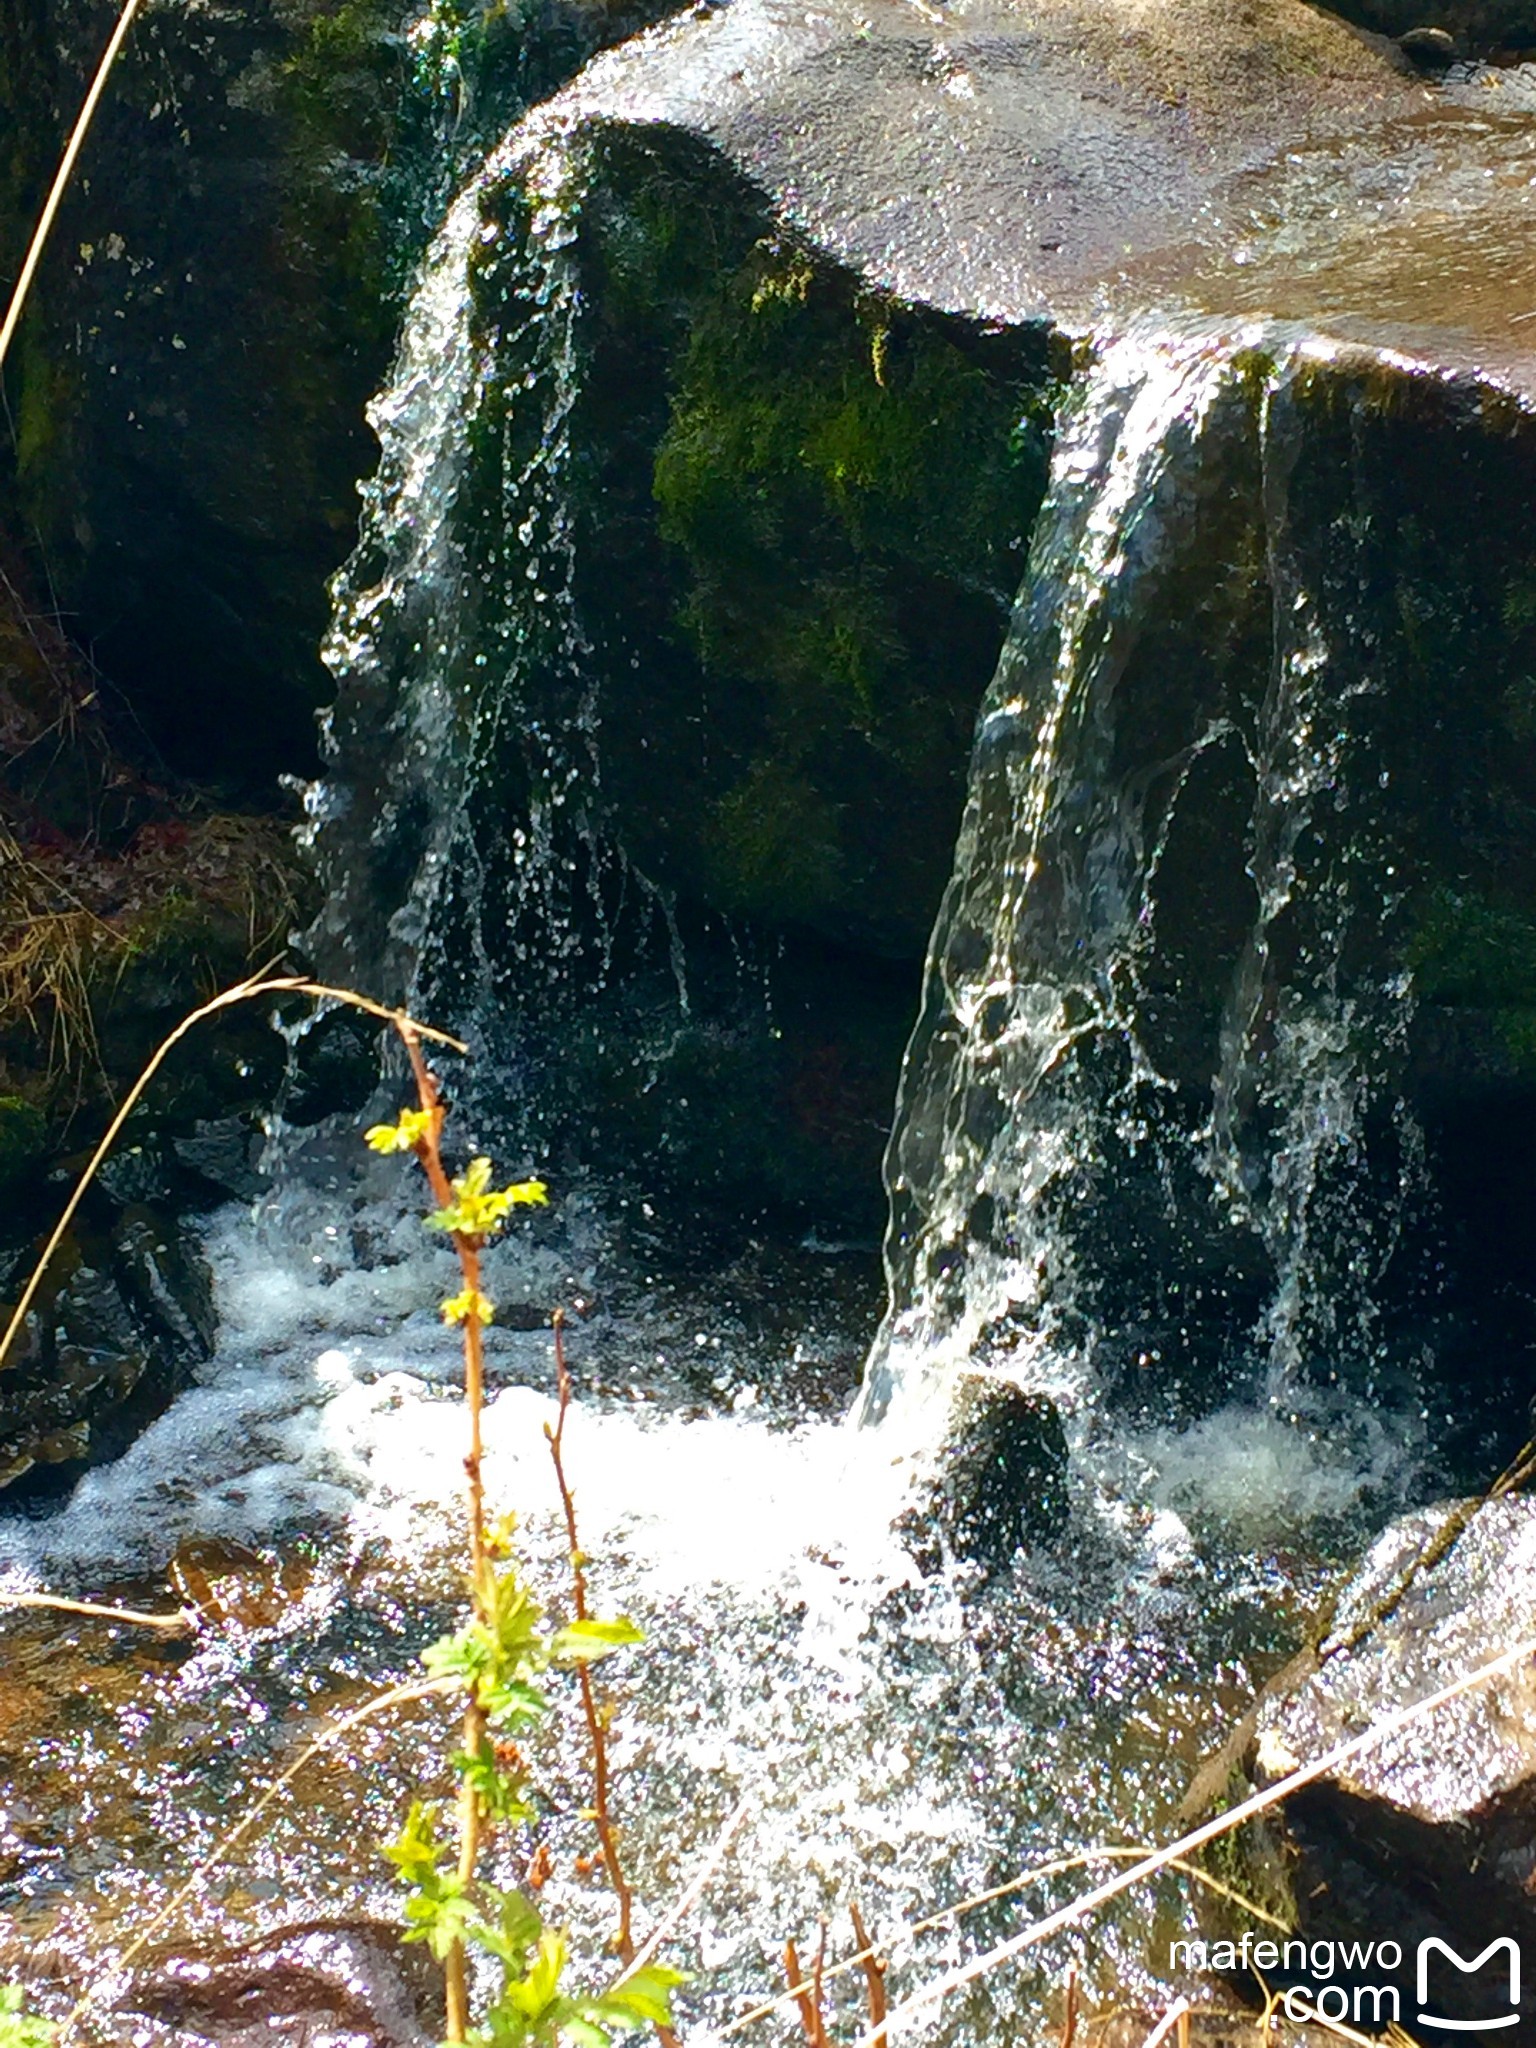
[1255,1495,1536,2025]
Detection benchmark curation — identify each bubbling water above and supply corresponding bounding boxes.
[0,1173,1403,2043]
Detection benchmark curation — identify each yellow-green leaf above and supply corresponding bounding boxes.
[549,1617,644,1665]
[364,1107,434,1154]
[441,1287,496,1327]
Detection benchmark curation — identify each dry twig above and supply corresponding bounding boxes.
[0,971,465,1378]
[848,1902,886,2048]
[1057,1965,1077,2048]
[1138,1999,1190,2048]
[0,1590,193,1632]
[844,1627,1536,2048]
[546,1309,637,1961]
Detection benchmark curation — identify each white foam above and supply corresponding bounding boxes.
[1132,1396,1416,1542]
[0,1202,914,1625]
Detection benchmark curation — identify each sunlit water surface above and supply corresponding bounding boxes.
[0,1190,1418,2044]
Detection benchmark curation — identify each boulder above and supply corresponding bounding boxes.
[1251,1496,1536,2028]
[899,1373,1071,1570]
[558,0,1536,396]
[115,1920,437,2047]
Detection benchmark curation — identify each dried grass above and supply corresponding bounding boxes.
[0,811,304,1086]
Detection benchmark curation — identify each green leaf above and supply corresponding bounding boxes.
[384,1801,452,1889]
[557,2017,612,2048]
[595,1964,690,2029]
[456,1738,536,1824]
[467,1886,544,1966]
[549,1618,644,1665]
[0,1988,56,2048]
[405,1884,480,1962]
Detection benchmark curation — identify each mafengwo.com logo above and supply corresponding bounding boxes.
[1168,1931,1523,2032]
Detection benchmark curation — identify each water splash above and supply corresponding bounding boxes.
[863,324,1436,1492]
[308,117,591,1007]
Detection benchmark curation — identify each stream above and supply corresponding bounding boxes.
[5,6,1536,2039]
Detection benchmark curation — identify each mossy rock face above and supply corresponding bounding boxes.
[574,131,1061,959]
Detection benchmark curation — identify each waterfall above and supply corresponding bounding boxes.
[862,326,1434,1472]
[303,114,687,1157]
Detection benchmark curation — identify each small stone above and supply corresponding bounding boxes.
[903,1375,1071,1572]
[1398,25,1458,62]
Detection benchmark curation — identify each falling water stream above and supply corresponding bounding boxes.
[1,96,1517,2047]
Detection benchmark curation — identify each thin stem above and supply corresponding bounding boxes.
[390,1017,487,2045]
[1057,1966,1077,2048]
[546,1310,635,1959]
[0,0,144,378]
[784,1939,827,2048]
[848,1903,886,2048]
[0,1591,194,1632]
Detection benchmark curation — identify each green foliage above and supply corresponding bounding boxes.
[422,1550,551,1729]
[389,1531,670,2045]
[466,1933,686,2048]
[370,1106,677,2048]
[548,1618,645,1665]
[1407,885,1536,1065]
[0,1988,54,2048]
[425,1156,549,1236]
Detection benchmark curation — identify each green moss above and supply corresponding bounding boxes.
[651,242,1055,942]
[0,1096,46,1196]
[577,146,1063,955]
[1407,886,1536,1065]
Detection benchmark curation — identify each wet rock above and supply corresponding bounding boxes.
[903,1375,1070,1570]
[1251,1496,1536,2028]
[1398,24,1460,60]
[112,1204,217,1355]
[1330,0,1534,49]
[557,0,1536,395]
[0,1205,214,1489]
[171,1115,269,1204]
[119,1920,436,2047]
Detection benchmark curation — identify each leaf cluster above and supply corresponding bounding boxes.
[390,1540,667,2046]
[0,1988,55,2048]
[427,1156,548,1237]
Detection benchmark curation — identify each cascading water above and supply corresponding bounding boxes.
[0,305,1424,2044]
[862,325,1484,1529]
[9,79,1536,2034]
[309,113,593,1034]
[304,114,705,1177]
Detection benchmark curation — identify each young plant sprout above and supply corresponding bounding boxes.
[365,1028,684,2047]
